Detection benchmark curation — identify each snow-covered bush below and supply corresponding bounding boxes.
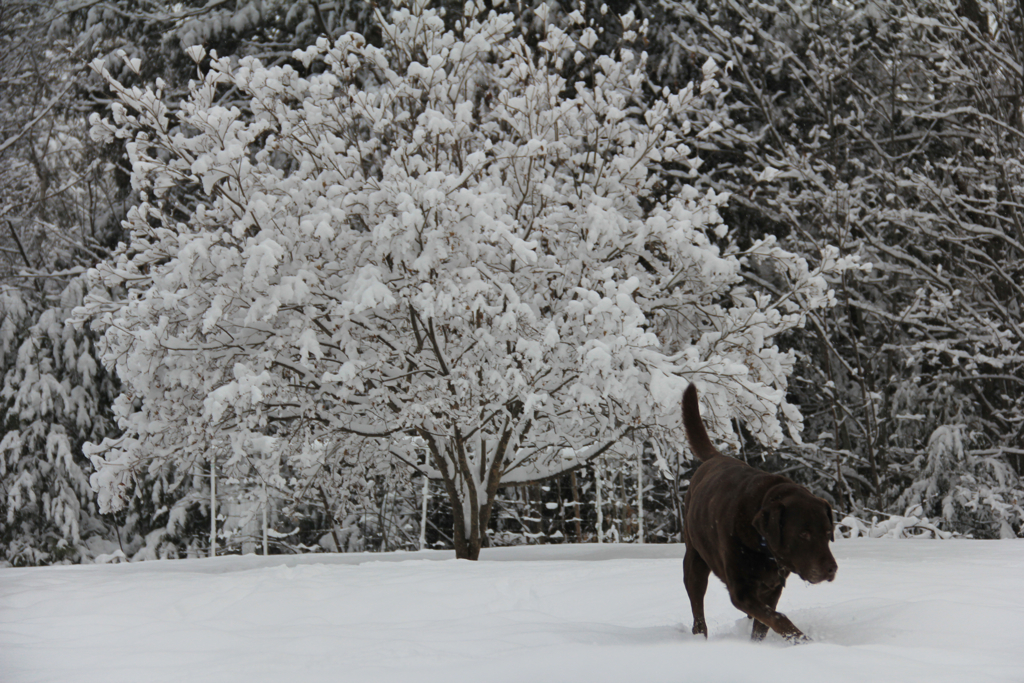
[838,506,955,540]
[83,1,849,559]
[892,425,1023,539]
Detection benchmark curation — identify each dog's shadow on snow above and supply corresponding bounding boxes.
[674,600,902,647]
[555,622,692,646]
[553,598,902,648]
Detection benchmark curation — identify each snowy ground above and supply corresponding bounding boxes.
[2,539,1023,683]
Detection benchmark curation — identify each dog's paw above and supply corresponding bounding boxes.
[786,632,813,645]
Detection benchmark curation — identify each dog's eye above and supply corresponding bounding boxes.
[799,532,812,541]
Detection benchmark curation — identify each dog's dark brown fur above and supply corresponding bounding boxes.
[682,384,836,643]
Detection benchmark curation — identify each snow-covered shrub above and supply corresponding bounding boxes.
[834,425,1024,540]
[893,425,1023,539]
[83,1,849,559]
[838,506,955,540]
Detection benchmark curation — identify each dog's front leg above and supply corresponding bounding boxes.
[728,581,809,644]
[751,583,784,641]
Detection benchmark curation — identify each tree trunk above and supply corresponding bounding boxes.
[419,475,429,551]
[209,461,217,558]
[439,475,483,560]
[452,523,482,560]
[421,430,484,560]
[596,460,604,544]
[570,471,584,543]
[636,445,644,543]
[450,493,492,560]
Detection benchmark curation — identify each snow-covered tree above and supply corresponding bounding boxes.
[57,0,387,106]
[83,1,849,559]
[0,1,128,565]
[665,0,1024,536]
[0,279,122,565]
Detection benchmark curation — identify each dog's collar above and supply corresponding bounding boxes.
[758,536,792,581]
[757,535,775,562]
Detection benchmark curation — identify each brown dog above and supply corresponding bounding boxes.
[682,384,837,643]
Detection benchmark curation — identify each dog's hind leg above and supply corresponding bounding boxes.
[683,546,711,638]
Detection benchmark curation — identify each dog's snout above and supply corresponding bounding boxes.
[804,558,838,584]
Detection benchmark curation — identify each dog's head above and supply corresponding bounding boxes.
[752,486,838,584]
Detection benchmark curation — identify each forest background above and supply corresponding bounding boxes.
[2,0,1022,566]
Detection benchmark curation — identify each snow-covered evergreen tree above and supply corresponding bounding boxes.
[0,279,122,565]
[0,1,126,565]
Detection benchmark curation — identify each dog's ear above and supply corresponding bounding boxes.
[752,500,785,549]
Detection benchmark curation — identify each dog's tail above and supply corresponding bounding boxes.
[682,383,719,462]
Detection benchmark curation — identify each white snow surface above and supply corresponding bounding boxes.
[2,539,1023,683]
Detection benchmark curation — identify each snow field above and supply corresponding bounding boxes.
[2,539,1022,683]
